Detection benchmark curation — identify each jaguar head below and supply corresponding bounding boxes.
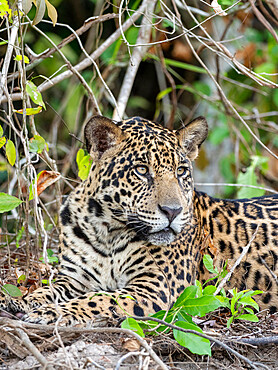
[83,115,208,246]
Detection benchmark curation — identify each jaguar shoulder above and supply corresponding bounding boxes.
[1,115,277,325]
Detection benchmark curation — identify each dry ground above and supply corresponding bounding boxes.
[0,312,278,369]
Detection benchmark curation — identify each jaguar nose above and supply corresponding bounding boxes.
[158,205,183,223]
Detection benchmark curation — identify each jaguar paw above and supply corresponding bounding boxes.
[22,305,72,326]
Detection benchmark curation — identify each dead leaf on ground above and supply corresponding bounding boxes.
[122,338,141,352]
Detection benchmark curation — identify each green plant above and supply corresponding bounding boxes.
[39,248,59,264]
[237,155,269,198]
[226,288,262,328]
[76,149,92,180]
[1,283,22,297]
[0,193,23,213]
[203,254,262,327]
[121,255,262,356]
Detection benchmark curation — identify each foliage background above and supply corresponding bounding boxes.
[0,0,278,287]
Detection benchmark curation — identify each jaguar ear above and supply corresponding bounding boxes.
[176,116,208,161]
[84,115,125,159]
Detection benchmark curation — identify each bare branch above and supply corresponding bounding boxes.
[0,319,169,370]
[0,1,148,105]
[15,328,54,370]
[0,15,20,101]
[113,0,157,120]
[27,16,101,114]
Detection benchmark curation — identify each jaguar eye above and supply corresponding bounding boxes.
[135,165,149,176]
[177,166,186,177]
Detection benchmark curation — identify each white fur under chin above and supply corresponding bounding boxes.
[148,230,176,246]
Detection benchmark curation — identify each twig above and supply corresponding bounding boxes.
[236,336,278,345]
[31,14,118,61]
[115,350,146,370]
[113,0,157,120]
[0,1,148,105]
[0,13,20,101]
[26,16,101,114]
[132,317,262,370]
[258,0,278,27]
[6,13,119,83]
[258,256,278,283]
[214,225,260,295]
[0,320,169,370]
[157,46,177,129]
[249,0,278,42]
[15,328,54,369]
[40,19,118,116]
[182,32,278,160]
[162,0,278,89]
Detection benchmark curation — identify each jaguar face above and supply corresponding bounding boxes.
[83,116,208,246]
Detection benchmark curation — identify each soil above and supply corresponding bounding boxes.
[0,313,277,369]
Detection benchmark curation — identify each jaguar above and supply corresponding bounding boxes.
[1,115,278,326]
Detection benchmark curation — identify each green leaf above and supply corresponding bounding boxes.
[209,125,230,145]
[193,81,211,96]
[2,284,22,297]
[163,58,206,74]
[173,286,197,308]
[274,89,278,108]
[203,285,217,296]
[17,274,26,284]
[16,225,24,248]
[173,321,211,356]
[203,254,218,274]
[219,260,229,280]
[150,309,174,321]
[144,310,176,332]
[227,316,234,328]
[0,193,23,213]
[76,148,85,165]
[238,296,259,311]
[0,136,6,149]
[76,150,92,180]
[119,294,135,301]
[241,290,263,298]
[177,309,193,323]
[121,318,145,337]
[6,139,16,166]
[41,279,56,285]
[183,296,223,317]
[237,156,268,198]
[230,289,245,314]
[29,135,47,154]
[40,249,59,264]
[14,106,43,115]
[14,55,30,64]
[0,0,11,18]
[236,314,259,322]
[216,295,230,308]
[157,87,173,101]
[244,307,254,314]
[26,81,46,109]
[195,280,203,297]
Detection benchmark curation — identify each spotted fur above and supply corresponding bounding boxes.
[1,115,278,325]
